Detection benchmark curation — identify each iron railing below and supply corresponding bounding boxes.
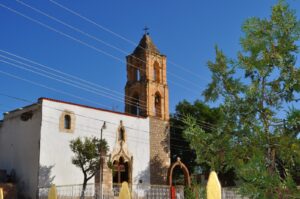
[38,183,184,199]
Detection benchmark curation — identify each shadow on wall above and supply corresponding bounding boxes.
[38,165,55,187]
[132,157,170,198]
[150,155,169,184]
[135,163,150,184]
[160,124,170,154]
[135,155,169,185]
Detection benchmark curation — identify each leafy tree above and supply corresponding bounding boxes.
[183,1,300,198]
[70,137,109,199]
[170,100,232,184]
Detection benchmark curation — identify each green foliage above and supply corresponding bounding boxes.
[238,150,298,199]
[184,184,206,199]
[70,137,109,177]
[170,100,224,182]
[184,186,197,199]
[184,0,300,198]
[70,136,109,198]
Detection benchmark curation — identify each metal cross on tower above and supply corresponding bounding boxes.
[143,26,149,35]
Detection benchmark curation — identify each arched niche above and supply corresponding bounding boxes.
[117,120,126,142]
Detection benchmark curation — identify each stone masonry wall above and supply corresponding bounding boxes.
[149,117,170,185]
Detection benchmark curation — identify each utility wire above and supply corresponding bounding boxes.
[0,89,219,135]
[0,50,201,113]
[0,2,221,130]
[0,69,111,109]
[16,0,202,90]
[0,57,147,110]
[0,49,147,108]
[48,0,210,83]
[0,57,219,131]
[1,2,202,96]
[0,93,202,152]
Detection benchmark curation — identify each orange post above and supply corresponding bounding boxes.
[170,186,176,199]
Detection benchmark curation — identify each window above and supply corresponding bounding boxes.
[20,111,33,121]
[131,67,140,82]
[59,111,75,133]
[153,61,160,82]
[154,92,162,117]
[137,69,140,81]
[130,93,141,116]
[64,115,71,129]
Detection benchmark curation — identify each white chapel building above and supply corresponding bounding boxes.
[0,34,170,198]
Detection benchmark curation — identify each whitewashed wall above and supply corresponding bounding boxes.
[0,104,41,199]
[39,99,151,187]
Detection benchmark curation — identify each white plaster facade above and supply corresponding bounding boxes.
[0,98,151,199]
[0,104,41,199]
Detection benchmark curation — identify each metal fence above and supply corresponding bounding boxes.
[222,188,248,199]
[38,184,249,199]
[38,183,184,199]
[39,184,97,199]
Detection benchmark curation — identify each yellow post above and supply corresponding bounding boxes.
[48,184,57,199]
[0,188,3,199]
[119,182,131,199]
[206,171,221,199]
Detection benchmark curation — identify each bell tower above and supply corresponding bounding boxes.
[125,33,170,185]
[125,33,169,120]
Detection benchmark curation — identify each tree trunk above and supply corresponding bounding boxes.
[80,179,87,199]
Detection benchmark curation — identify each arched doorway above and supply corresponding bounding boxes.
[112,157,130,184]
[168,157,191,186]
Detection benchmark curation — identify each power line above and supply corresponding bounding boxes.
[0,47,220,131]
[0,90,219,137]
[0,57,219,131]
[0,3,204,125]
[0,49,125,100]
[0,50,220,131]
[1,2,203,96]
[0,94,198,151]
[0,2,221,131]
[16,0,203,91]
[48,0,210,83]
[0,57,146,110]
[173,112,219,131]
[0,56,166,114]
[0,49,198,113]
[0,69,111,109]
[0,49,147,109]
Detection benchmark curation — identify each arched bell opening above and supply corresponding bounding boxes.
[154,92,162,118]
[153,61,160,83]
[129,92,141,116]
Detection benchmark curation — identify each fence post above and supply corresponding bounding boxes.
[207,171,221,199]
[0,188,3,199]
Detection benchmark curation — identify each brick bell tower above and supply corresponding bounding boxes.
[125,32,170,184]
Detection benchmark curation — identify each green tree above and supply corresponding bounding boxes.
[183,1,300,198]
[70,137,109,199]
[170,100,234,185]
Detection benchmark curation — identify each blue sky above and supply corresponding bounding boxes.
[0,0,299,118]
